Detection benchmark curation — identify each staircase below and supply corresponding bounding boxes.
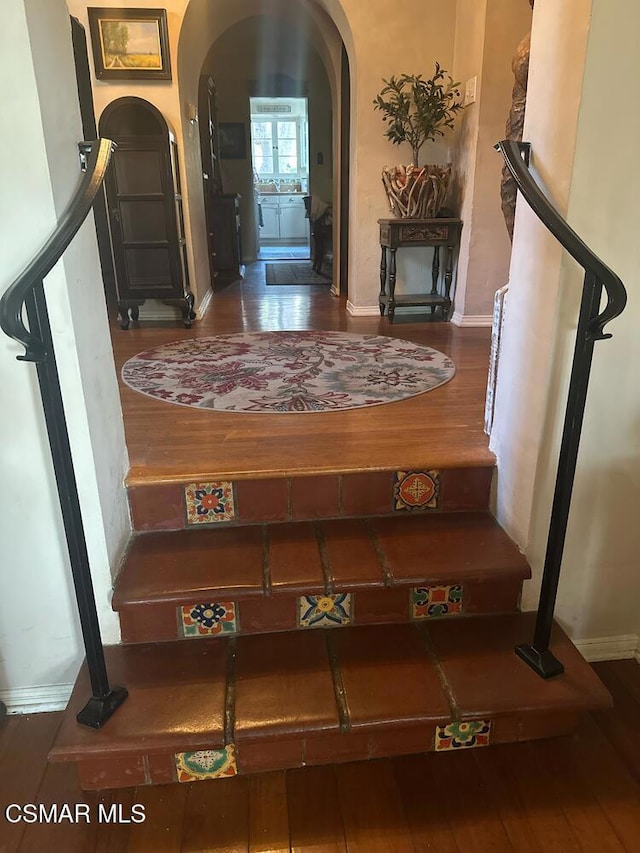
[49,464,610,790]
[1,138,621,793]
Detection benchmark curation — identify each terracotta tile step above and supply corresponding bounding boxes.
[128,467,494,531]
[113,512,530,609]
[49,613,611,789]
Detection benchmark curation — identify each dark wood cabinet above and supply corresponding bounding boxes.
[198,76,243,289]
[210,194,242,285]
[99,97,194,329]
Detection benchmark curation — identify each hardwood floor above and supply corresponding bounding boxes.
[1,660,639,852]
[109,263,494,485]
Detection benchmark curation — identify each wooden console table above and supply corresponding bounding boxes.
[378,218,462,322]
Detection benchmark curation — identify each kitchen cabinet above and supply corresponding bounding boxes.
[280,195,308,240]
[259,198,280,239]
[259,194,308,242]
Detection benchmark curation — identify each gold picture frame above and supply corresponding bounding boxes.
[88,8,171,81]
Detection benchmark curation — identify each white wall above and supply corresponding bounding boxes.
[0,0,129,710]
[452,0,532,323]
[492,0,640,649]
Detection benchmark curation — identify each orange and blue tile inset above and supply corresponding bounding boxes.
[435,720,492,751]
[185,481,235,524]
[394,471,440,511]
[298,594,352,628]
[181,602,237,637]
[175,746,237,782]
[411,585,463,619]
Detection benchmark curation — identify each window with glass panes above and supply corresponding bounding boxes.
[251,119,301,177]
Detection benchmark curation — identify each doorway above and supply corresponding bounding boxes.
[250,97,311,261]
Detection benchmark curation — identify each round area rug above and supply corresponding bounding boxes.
[121,331,455,413]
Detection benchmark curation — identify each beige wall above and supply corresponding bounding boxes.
[1,0,129,706]
[66,0,529,316]
[451,0,487,319]
[492,0,640,647]
[335,0,457,310]
[178,0,457,311]
[492,0,591,546]
[66,0,207,315]
[539,0,640,642]
[452,0,532,322]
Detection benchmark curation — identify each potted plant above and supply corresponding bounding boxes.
[373,64,463,218]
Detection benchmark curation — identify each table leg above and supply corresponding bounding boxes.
[431,246,440,294]
[430,246,441,315]
[379,246,387,315]
[388,248,397,322]
[444,243,455,320]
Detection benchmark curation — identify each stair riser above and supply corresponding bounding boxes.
[128,467,493,531]
[74,710,580,790]
[118,579,524,644]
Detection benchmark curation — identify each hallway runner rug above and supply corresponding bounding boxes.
[265,263,330,285]
[121,331,456,413]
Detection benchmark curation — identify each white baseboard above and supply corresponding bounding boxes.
[0,683,73,715]
[196,288,213,320]
[574,633,640,663]
[346,301,380,317]
[450,312,494,327]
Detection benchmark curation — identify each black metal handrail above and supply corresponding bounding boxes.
[496,139,627,678]
[0,138,127,726]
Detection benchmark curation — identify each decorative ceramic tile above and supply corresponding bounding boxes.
[181,602,237,637]
[175,746,237,782]
[185,482,235,524]
[411,585,463,619]
[298,594,352,628]
[435,720,492,751]
[394,471,440,511]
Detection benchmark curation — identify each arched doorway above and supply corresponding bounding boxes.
[177,0,350,302]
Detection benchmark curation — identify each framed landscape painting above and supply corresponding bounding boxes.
[88,8,171,80]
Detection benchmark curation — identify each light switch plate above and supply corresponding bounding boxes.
[464,76,477,106]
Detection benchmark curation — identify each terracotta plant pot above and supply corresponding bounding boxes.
[381,164,452,219]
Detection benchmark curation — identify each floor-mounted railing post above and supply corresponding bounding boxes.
[27,284,127,724]
[515,272,602,677]
[496,140,627,679]
[0,139,127,727]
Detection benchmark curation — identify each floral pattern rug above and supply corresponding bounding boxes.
[121,331,456,414]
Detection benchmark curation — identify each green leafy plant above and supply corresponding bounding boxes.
[373,64,463,166]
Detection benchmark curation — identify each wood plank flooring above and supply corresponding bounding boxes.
[2,660,639,852]
[109,264,494,484]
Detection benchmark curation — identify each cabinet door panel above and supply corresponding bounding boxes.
[114,149,164,195]
[280,201,307,240]
[120,200,167,241]
[124,247,173,290]
[260,204,280,239]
